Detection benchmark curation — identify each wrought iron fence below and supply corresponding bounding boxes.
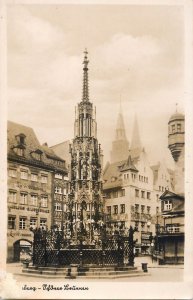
[31,226,135,267]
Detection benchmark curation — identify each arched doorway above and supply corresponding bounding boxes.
[13,239,32,262]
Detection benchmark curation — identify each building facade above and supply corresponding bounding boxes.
[7,121,68,262]
[156,110,185,264]
[103,113,174,254]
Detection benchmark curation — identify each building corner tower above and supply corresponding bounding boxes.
[67,50,104,240]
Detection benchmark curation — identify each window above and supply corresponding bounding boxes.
[8,216,16,229]
[141,205,145,213]
[164,200,172,211]
[33,151,42,161]
[30,217,37,229]
[166,224,180,233]
[55,173,63,179]
[9,191,17,203]
[30,194,38,206]
[113,205,118,215]
[107,206,111,215]
[41,196,48,208]
[120,204,125,214]
[31,173,38,182]
[171,124,175,133]
[41,175,48,183]
[54,202,62,211]
[135,221,139,230]
[147,206,151,214]
[141,191,145,198]
[17,148,24,156]
[16,133,26,145]
[177,123,181,132]
[21,170,28,180]
[156,206,159,214]
[40,218,47,230]
[55,187,62,194]
[9,169,17,177]
[131,173,136,180]
[19,217,26,230]
[135,189,139,197]
[156,194,159,201]
[135,204,139,212]
[120,189,125,197]
[147,192,151,199]
[112,191,118,198]
[20,193,28,205]
[106,192,111,199]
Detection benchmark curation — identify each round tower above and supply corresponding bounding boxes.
[168,111,185,162]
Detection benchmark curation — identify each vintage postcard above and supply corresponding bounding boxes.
[0,0,193,299]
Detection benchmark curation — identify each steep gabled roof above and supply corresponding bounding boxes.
[120,155,138,172]
[8,121,68,173]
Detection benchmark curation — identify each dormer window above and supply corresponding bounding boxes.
[164,200,172,211]
[31,149,43,161]
[16,133,26,146]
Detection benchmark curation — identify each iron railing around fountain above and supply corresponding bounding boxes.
[31,226,136,267]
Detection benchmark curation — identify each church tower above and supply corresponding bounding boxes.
[168,110,185,162]
[110,103,129,163]
[68,50,104,240]
[130,114,143,158]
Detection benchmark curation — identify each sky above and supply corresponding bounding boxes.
[7,4,185,168]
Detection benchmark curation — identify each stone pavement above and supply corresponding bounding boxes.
[5,256,184,282]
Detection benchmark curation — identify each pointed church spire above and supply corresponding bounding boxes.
[116,100,127,141]
[110,100,129,163]
[82,49,89,102]
[130,114,142,153]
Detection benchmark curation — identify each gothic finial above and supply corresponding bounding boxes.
[82,49,89,101]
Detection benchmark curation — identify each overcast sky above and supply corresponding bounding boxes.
[7,4,185,168]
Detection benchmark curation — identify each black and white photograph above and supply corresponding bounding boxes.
[0,0,193,299]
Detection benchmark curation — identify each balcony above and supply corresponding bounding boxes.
[157,224,184,236]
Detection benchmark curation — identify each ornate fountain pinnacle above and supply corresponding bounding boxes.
[82,48,89,102]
